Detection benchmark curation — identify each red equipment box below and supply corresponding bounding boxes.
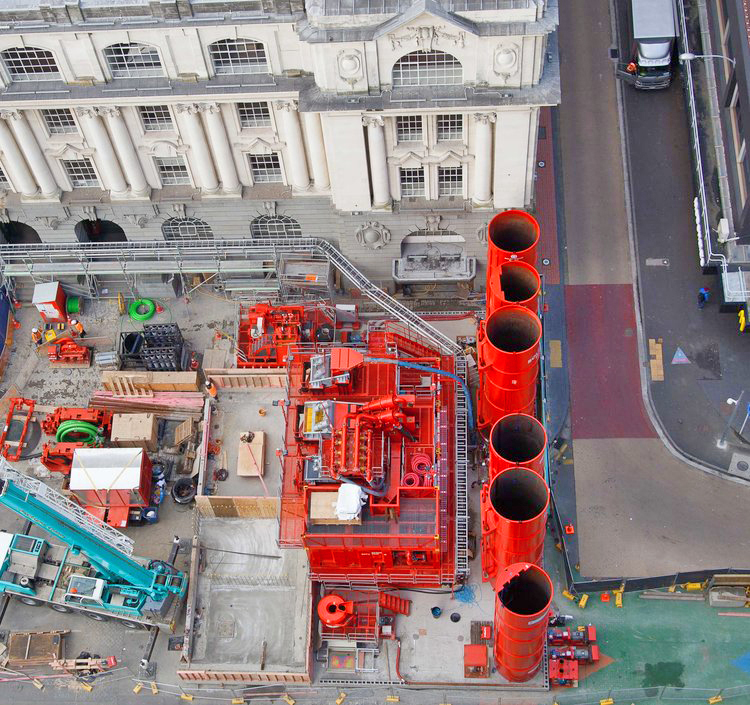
[547,625,597,646]
[32,282,67,323]
[549,658,579,687]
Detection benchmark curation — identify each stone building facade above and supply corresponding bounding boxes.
[0,0,559,291]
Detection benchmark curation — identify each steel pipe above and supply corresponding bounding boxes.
[489,414,547,478]
[477,306,541,428]
[493,563,553,682]
[481,467,549,581]
[487,261,541,315]
[487,210,540,268]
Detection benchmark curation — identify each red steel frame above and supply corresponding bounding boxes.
[0,398,35,462]
[279,326,457,587]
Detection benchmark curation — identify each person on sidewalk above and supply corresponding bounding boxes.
[698,287,710,309]
[69,319,86,338]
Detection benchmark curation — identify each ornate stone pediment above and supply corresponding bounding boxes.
[388,24,465,52]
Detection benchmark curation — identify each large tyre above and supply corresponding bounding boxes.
[84,611,109,622]
[120,619,143,630]
[18,596,42,606]
[50,603,73,613]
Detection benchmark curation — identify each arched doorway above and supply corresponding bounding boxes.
[0,221,41,244]
[75,219,127,243]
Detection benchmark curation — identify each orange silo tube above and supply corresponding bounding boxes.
[487,260,541,316]
[481,467,549,582]
[493,563,553,682]
[487,210,540,268]
[489,413,547,478]
[477,306,541,429]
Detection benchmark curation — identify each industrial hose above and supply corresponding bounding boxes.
[338,474,388,497]
[55,420,101,445]
[364,357,476,433]
[128,298,156,321]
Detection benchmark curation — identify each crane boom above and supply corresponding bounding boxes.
[0,462,183,601]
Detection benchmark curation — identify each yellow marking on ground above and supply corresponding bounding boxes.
[648,337,664,382]
[549,339,563,368]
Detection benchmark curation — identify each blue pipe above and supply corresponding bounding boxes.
[364,357,476,433]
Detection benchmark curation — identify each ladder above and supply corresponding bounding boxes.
[453,354,470,580]
[378,591,411,616]
[0,462,134,556]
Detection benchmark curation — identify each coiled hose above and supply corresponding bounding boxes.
[56,420,101,445]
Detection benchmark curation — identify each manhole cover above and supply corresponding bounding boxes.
[538,160,546,168]
[542,258,551,266]
[736,461,749,473]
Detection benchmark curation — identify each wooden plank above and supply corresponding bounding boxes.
[101,371,199,393]
[237,431,265,477]
[309,490,361,525]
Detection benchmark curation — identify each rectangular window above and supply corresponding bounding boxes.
[437,114,463,141]
[396,115,423,142]
[400,167,425,197]
[139,105,173,132]
[249,153,283,183]
[42,108,77,135]
[62,158,99,188]
[154,156,191,186]
[438,166,463,196]
[0,165,10,189]
[237,102,272,128]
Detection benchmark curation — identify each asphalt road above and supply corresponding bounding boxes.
[614,0,748,471]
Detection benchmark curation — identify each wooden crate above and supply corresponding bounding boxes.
[110,412,158,452]
[7,630,68,668]
[309,490,361,525]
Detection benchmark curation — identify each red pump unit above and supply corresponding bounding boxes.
[493,563,553,682]
[487,210,540,269]
[481,467,550,581]
[489,413,547,478]
[477,306,542,428]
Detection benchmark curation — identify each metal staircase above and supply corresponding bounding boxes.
[0,462,134,557]
[453,354,470,581]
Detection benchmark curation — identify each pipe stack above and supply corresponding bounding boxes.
[478,210,543,429]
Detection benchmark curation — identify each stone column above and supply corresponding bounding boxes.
[2,110,59,199]
[176,104,219,194]
[275,100,310,191]
[75,107,128,198]
[362,115,390,208]
[472,112,496,206]
[99,107,149,198]
[0,115,38,197]
[201,103,241,195]
[301,112,330,190]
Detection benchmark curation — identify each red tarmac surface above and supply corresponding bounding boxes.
[565,284,656,439]
[536,108,561,286]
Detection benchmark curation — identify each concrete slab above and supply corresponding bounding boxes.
[190,518,309,673]
[573,438,750,577]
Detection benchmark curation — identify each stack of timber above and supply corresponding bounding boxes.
[90,391,204,420]
[101,371,200,394]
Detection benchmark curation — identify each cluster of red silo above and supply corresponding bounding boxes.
[478,210,554,683]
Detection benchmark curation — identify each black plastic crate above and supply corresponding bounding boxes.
[143,323,183,348]
[141,343,185,372]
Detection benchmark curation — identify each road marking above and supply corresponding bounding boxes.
[549,339,563,368]
[648,338,664,381]
[645,258,670,267]
[671,347,691,365]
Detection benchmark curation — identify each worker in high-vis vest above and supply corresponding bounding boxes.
[31,328,42,346]
[69,319,86,338]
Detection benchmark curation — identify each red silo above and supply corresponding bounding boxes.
[487,210,540,268]
[481,467,549,581]
[493,563,553,682]
[477,306,541,428]
[489,413,547,478]
[487,260,541,316]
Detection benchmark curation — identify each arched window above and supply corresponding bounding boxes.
[392,51,462,87]
[1,47,60,82]
[209,39,268,75]
[250,215,301,238]
[103,43,163,79]
[162,217,213,241]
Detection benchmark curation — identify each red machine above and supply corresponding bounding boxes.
[489,413,547,478]
[487,209,540,269]
[47,337,90,366]
[549,644,600,664]
[316,589,410,644]
[41,407,113,437]
[480,467,550,581]
[236,303,336,368]
[40,442,86,474]
[476,306,542,429]
[279,324,459,586]
[493,562,553,682]
[548,625,597,647]
[549,658,579,687]
[0,398,35,462]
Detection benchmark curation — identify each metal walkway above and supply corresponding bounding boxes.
[0,236,461,355]
[453,353,470,580]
